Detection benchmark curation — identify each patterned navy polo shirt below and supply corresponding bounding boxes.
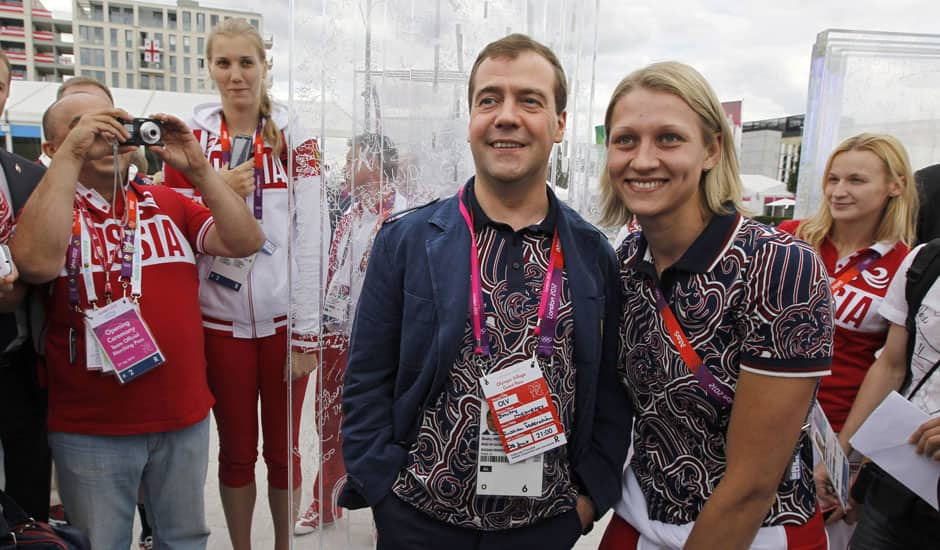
[618,210,833,526]
[392,183,578,530]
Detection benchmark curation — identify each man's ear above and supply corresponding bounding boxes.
[41,140,57,159]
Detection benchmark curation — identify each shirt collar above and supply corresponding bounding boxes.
[634,208,742,276]
[464,177,557,235]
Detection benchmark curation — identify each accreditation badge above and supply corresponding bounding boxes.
[85,297,165,384]
[476,398,544,497]
[478,358,567,463]
[208,254,256,291]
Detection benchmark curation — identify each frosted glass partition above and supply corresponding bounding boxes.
[286,1,600,548]
[795,29,940,218]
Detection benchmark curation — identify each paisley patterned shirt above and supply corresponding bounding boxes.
[618,211,833,526]
[392,184,578,529]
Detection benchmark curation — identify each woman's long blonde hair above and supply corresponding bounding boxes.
[206,18,282,156]
[598,61,743,227]
[796,133,918,250]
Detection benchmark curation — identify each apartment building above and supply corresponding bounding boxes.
[71,0,266,93]
[0,0,74,82]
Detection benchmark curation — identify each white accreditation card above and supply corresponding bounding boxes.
[476,399,544,497]
[84,318,114,373]
[208,254,256,291]
[479,359,567,464]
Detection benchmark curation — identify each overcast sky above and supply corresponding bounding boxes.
[41,0,940,122]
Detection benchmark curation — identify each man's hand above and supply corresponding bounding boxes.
[219,160,256,199]
[59,108,136,162]
[910,416,940,460]
[287,350,320,382]
[146,114,213,183]
[575,494,595,532]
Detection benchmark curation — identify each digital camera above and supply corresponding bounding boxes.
[120,118,163,147]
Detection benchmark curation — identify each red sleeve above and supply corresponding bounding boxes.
[776,219,801,236]
[144,185,214,254]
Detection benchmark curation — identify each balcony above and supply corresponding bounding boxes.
[0,25,25,39]
[33,29,53,42]
[0,3,23,16]
[11,69,25,80]
[5,50,26,62]
[31,8,51,19]
[34,52,54,64]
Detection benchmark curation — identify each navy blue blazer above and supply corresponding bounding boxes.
[339,183,632,519]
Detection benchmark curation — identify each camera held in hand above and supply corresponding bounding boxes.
[120,118,164,147]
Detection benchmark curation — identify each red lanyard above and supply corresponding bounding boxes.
[648,279,733,408]
[67,191,139,307]
[219,117,265,221]
[456,186,563,360]
[830,251,879,294]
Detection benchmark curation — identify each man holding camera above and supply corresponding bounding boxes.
[9,91,264,549]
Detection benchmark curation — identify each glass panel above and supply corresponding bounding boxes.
[287,1,600,547]
[795,30,940,217]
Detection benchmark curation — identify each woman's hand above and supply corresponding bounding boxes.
[910,416,940,460]
[287,350,319,382]
[219,160,256,199]
[813,461,845,524]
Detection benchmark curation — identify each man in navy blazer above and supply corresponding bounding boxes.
[339,34,632,548]
[0,50,50,521]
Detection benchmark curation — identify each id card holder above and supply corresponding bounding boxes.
[83,318,114,373]
[208,254,256,291]
[479,358,567,464]
[477,399,544,497]
[85,297,165,384]
[261,238,278,256]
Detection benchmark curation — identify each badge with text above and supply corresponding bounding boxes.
[476,399,544,496]
[208,254,256,291]
[261,238,278,256]
[85,297,165,384]
[479,359,567,464]
[810,401,850,507]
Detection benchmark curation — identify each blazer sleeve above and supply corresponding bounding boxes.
[339,224,407,508]
[573,236,633,517]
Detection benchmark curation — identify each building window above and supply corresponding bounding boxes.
[112,72,119,87]
[78,26,89,42]
[90,4,103,21]
[125,30,133,48]
[94,70,105,82]
[155,32,163,48]
[110,28,117,46]
[169,35,176,52]
[170,76,177,91]
[141,74,150,89]
[155,75,164,91]
[250,19,259,31]
[210,14,219,29]
[183,36,190,54]
[182,12,191,32]
[79,48,91,65]
[126,51,134,69]
[183,57,191,73]
[169,55,176,71]
[93,49,105,67]
[167,11,177,30]
[93,26,103,44]
[197,37,204,56]
[126,72,133,87]
[198,78,204,90]
[197,58,205,69]
[196,13,205,33]
[111,49,118,67]
[184,77,191,92]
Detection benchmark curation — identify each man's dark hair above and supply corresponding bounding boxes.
[914,164,940,244]
[349,133,399,179]
[467,33,567,115]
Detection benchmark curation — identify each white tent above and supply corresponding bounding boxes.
[740,173,794,215]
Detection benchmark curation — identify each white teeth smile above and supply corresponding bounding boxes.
[492,142,522,149]
[628,179,666,190]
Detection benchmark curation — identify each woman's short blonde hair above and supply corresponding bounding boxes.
[598,61,743,228]
[796,133,918,250]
